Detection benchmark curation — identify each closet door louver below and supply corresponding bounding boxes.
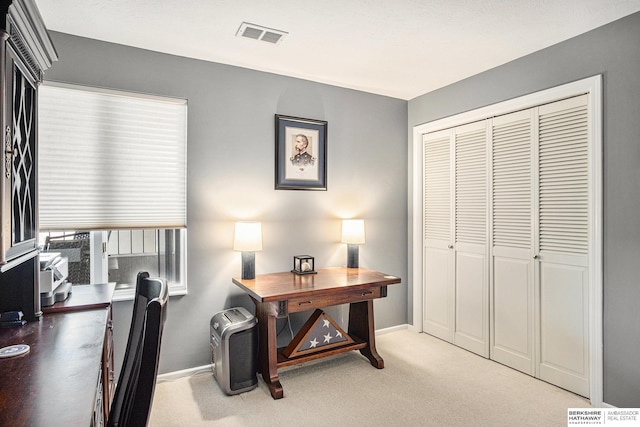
[537,94,590,397]
[492,116,532,250]
[453,122,488,357]
[422,130,454,341]
[424,133,451,242]
[538,97,589,255]
[490,110,535,375]
[455,126,487,245]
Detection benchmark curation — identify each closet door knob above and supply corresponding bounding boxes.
[448,244,454,249]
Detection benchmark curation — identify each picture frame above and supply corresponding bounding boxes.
[275,114,327,190]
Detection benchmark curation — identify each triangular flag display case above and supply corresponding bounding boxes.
[283,309,354,358]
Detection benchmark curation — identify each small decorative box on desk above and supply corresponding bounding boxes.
[291,255,316,275]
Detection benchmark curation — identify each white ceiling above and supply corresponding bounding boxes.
[34,0,640,100]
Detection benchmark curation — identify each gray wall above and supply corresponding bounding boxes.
[408,12,640,408]
[44,32,408,376]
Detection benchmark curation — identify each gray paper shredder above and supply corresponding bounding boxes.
[210,307,258,395]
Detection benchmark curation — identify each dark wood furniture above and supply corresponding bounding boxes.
[1,0,57,267]
[0,283,115,426]
[0,0,57,322]
[44,282,117,424]
[43,282,116,313]
[232,266,401,399]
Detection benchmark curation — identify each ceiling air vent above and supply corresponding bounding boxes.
[236,22,288,45]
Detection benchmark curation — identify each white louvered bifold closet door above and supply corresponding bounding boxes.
[536,95,590,397]
[423,129,454,341]
[490,109,535,375]
[453,121,489,357]
[421,90,593,398]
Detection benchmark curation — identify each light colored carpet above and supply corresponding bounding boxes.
[150,329,590,426]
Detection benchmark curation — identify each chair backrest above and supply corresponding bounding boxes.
[108,272,169,427]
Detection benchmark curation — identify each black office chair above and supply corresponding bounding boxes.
[108,272,169,427]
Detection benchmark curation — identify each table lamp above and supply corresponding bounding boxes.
[341,219,365,268]
[233,221,263,279]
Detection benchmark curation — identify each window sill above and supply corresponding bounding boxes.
[112,282,187,302]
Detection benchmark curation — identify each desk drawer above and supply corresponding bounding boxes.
[286,286,384,313]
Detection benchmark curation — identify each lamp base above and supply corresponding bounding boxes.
[241,251,255,279]
[346,244,359,268]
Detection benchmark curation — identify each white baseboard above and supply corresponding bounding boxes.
[158,324,411,382]
[375,323,410,335]
[157,365,212,383]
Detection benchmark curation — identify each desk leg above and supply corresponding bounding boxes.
[348,299,384,369]
[256,302,284,399]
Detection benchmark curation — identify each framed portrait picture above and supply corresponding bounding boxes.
[275,114,327,190]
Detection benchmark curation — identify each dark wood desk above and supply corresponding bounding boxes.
[0,283,115,426]
[233,266,401,399]
[43,282,115,314]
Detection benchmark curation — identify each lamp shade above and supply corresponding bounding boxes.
[233,222,263,252]
[341,219,365,244]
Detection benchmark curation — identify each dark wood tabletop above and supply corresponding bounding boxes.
[232,266,401,302]
[0,309,108,426]
[42,283,115,314]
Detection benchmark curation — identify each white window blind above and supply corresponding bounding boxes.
[38,83,187,230]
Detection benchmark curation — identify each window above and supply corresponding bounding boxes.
[40,229,186,300]
[106,229,186,300]
[38,83,188,298]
